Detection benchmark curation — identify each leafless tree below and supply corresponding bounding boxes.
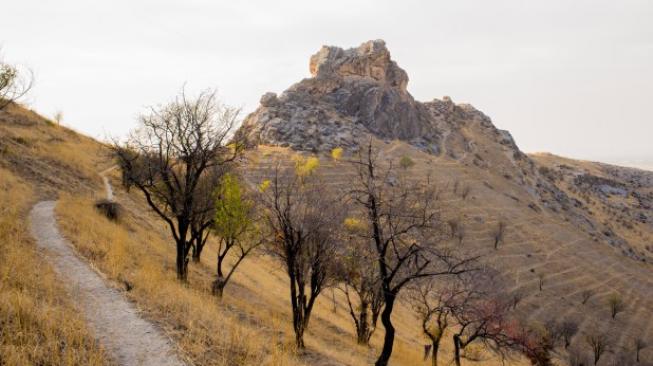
[336,227,384,345]
[585,330,610,365]
[113,88,242,281]
[257,163,342,349]
[0,51,33,110]
[635,337,648,363]
[449,271,524,366]
[610,352,633,366]
[560,320,579,349]
[348,142,476,366]
[53,110,63,125]
[538,272,545,292]
[461,185,471,200]
[494,221,506,250]
[408,279,463,366]
[607,293,625,319]
[567,346,590,366]
[448,219,465,246]
[510,290,525,310]
[581,289,594,305]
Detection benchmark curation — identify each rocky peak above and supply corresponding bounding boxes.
[309,40,409,92]
[237,40,517,158]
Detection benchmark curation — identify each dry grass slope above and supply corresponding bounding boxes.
[2,101,651,365]
[0,168,108,366]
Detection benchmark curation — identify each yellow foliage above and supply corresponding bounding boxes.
[259,179,271,192]
[331,147,343,161]
[295,156,320,177]
[343,217,366,232]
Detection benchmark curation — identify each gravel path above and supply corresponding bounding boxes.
[29,201,186,366]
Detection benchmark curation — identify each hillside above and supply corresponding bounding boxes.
[0,106,462,364]
[0,40,651,366]
[238,40,653,365]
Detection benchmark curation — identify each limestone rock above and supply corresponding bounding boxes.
[237,40,522,158]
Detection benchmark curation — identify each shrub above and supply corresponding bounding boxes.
[94,199,122,221]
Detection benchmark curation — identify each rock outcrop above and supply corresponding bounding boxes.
[239,40,440,152]
[238,40,503,154]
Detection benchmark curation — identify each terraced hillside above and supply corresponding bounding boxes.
[1,103,520,364]
[2,39,652,365]
[238,40,653,365]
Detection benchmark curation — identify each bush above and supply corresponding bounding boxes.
[94,199,122,221]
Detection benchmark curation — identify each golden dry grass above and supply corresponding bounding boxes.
[56,193,307,366]
[0,168,109,366]
[6,100,652,365]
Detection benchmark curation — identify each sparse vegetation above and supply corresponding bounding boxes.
[211,173,261,298]
[338,217,383,345]
[493,221,506,250]
[348,142,476,366]
[0,51,32,110]
[585,330,610,365]
[635,337,648,363]
[113,88,242,281]
[256,161,342,349]
[399,155,415,169]
[330,147,343,161]
[607,293,625,319]
[0,169,107,366]
[94,199,122,221]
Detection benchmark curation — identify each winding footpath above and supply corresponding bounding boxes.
[29,171,185,366]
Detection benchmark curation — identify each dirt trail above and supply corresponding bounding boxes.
[100,166,115,201]
[29,181,185,366]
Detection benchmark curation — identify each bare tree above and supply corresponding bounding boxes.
[53,110,63,125]
[408,279,462,366]
[0,51,33,110]
[449,271,523,366]
[448,219,465,246]
[510,290,525,310]
[567,346,590,366]
[211,173,262,298]
[461,185,471,200]
[581,289,594,305]
[337,222,384,345]
[560,320,579,349]
[635,337,648,363]
[585,331,610,365]
[348,142,476,366]
[257,162,342,349]
[538,272,545,292]
[493,221,506,250]
[607,293,625,319]
[113,88,242,281]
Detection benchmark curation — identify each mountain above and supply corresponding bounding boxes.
[238,40,653,365]
[2,40,652,366]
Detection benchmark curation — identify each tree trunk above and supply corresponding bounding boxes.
[176,243,189,282]
[453,335,462,366]
[212,275,226,298]
[431,339,440,366]
[191,243,201,262]
[213,254,226,297]
[375,296,396,366]
[356,301,370,345]
[294,324,305,349]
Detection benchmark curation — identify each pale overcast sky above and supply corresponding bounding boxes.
[2,0,652,162]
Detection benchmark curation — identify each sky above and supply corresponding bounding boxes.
[2,0,652,164]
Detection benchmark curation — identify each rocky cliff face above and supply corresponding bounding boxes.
[238,40,503,155]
